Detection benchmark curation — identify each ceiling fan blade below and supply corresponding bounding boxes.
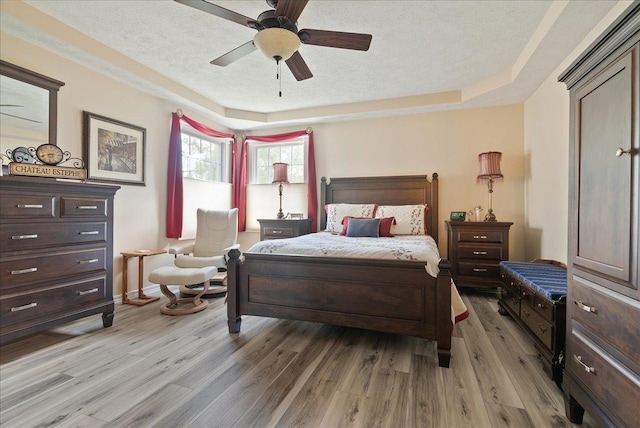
[174,0,254,27]
[275,0,309,23]
[285,51,313,81]
[210,41,257,66]
[299,29,372,51]
[0,112,41,123]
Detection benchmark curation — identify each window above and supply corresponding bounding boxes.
[181,131,230,182]
[249,139,306,184]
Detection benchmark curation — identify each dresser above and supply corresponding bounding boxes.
[559,4,639,427]
[446,221,512,288]
[257,218,312,241]
[0,176,119,344]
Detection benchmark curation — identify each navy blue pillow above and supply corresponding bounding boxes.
[346,218,381,237]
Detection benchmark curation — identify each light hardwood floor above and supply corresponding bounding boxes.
[0,289,595,428]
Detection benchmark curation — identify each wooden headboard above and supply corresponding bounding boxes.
[320,173,439,243]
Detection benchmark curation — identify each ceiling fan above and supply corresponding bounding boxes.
[174,0,372,82]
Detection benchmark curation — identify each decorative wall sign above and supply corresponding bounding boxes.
[83,111,146,185]
[2,145,86,179]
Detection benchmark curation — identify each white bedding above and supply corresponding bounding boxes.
[247,231,442,277]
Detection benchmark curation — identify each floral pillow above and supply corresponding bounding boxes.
[325,203,376,233]
[375,204,428,235]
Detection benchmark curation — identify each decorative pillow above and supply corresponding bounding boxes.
[346,218,381,237]
[325,203,376,233]
[341,216,396,237]
[375,204,428,235]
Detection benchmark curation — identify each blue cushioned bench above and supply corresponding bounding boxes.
[498,259,567,386]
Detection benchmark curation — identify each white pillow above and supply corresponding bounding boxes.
[325,203,376,233]
[375,204,428,235]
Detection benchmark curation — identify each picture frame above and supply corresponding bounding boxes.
[289,213,304,220]
[450,211,466,221]
[83,111,146,185]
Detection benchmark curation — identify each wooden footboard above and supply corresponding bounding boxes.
[226,249,453,367]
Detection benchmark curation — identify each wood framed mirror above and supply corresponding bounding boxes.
[0,60,65,147]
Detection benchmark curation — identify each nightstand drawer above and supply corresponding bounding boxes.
[457,245,503,260]
[258,218,312,241]
[457,261,500,278]
[263,227,293,239]
[457,230,505,243]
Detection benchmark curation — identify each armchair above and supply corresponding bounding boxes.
[169,208,239,297]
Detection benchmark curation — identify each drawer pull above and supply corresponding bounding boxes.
[574,355,596,374]
[473,235,488,239]
[79,231,100,235]
[271,230,283,234]
[17,204,43,209]
[77,205,98,210]
[575,300,597,314]
[11,234,38,240]
[10,302,37,312]
[10,267,37,275]
[473,268,488,272]
[537,303,547,309]
[538,324,548,334]
[78,258,99,264]
[77,288,99,296]
[473,251,488,255]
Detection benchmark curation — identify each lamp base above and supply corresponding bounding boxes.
[276,210,285,219]
[484,209,497,222]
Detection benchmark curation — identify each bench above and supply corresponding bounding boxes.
[498,259,567,386]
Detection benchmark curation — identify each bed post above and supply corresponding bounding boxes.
[227,248,242,333]
[436,258,452,367]
[320,177,328,231]
[430,173,439,244]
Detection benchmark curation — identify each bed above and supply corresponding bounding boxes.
[226,173,467,367]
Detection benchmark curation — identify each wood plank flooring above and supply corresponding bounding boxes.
[0,289,596,428]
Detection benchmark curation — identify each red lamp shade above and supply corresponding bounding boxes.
[272,162,289,184]
[477,151,503,179]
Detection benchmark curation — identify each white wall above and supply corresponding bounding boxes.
[523,1,632,263]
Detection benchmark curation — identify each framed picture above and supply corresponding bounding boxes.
[83,111,145,185]
[450,211,466,221]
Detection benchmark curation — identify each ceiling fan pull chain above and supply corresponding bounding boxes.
[276,56,282,97]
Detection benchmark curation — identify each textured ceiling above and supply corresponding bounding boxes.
[0,0,619,130]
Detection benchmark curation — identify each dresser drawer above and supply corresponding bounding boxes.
[0,222,107,252]
[533,293,555,321]
[457,230,505,243]
[521,304,553,350]
[61,197,108,217]
[568,332,640,427]
[0,248,107,288]
[263,226,294,239]
[519,283,536,310]
[457,244,503,260]
[0,194,55,219]
[457,261,500,278]
[0,277,107,327]
[502,285,520,316]
[571,278,639,364]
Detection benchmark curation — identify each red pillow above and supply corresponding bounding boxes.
[341,216,395,237]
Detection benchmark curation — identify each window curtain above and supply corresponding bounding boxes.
[166,112,236,238]
[236,129,317,232]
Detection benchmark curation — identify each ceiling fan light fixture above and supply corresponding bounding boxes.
[253,28,301,61]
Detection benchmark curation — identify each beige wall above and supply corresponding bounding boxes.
[523,1,632,264]
[3,27,539,298]
[1,33,233,297]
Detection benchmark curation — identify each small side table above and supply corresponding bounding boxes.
[121,249,166,306]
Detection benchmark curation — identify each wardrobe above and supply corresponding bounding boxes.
[558,3,639,427]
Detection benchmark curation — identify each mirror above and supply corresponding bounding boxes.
[0,60,65,152]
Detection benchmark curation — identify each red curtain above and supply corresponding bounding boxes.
[237,129,317,232]
[166,112,236,238]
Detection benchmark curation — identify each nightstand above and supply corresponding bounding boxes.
[257,218,313,241]
[446,221,513,288]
